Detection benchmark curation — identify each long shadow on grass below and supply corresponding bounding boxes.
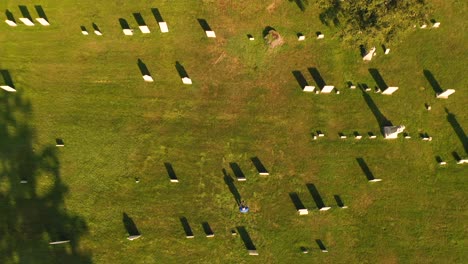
[361,89,392,134]
[197,18,212,32]
[292,71,309,90]
[0,70,15,88]
[180,217,194,237]
[423,70,443,94]
[223,169,241,205]
[356,158,376,181]
[289,192,306,210]
[368,68,388,90]
[5,10,16,23]
[307,67,326,89]
[137,59,151,76]
[133,13,147,26]
[118,18,130,30]
[34,5,48,21]
[0,91,91,263]
[236,226,256,250]
[305,184,327,209]
[151,8,164,23]
[123,213,140,236]
[18,5,32,20]
[445,108,468,154]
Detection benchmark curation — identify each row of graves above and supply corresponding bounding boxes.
[2,6,465,256]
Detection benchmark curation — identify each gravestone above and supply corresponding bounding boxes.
[49,240,70,245]
[248,35,254,40]
[317,34,324,39]
[248,250,259,256]
[436,89,455,99]
[319,207,331,211]
[457,159,468,164]
[82,30,89,35]
[94,30,102,36]
[317,131,325,137]
[182,77,192,85]
[36,18,50,26]
[321,85,334,93]
[298,208,309,215]
[19,18,34,26]
[20,180,28,184]
[384,125,405,139]
[205,30,216,38]
[170,178,179,183]
[123,29,133,35]
[56,139,64,147]
[303,86,315,92]
[158,22,169,33]
[5,20,17,26]
[127,235,141,240]
[340,135,347,139]
[0,85,16,92]
[143,75,154,82]
[382,86,399,95]
[439,161,447,165]
[369,178,382,182]
[420,24,427,29]
[355,133,362,139]
[298,34,305,41]
[363,47,376,61]
[432,22,441,28]
[139,25,150,34]
[385,48,390,55]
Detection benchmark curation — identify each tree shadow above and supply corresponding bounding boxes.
[236,226,256,250]
[368,68,388,90]
[223,169,241,205]
[445,108,467,154]
[292,71,309,90]
[423,70,444,94]
[133,13,147,26]
[18,5,32,20]
[361,89,392,133]
[307,67,326,89]
[305,183,326,209]
[0,91,91,263]
[0,70,15,88]
[137,59,151,76]
[34,5,48,21]
[5,10,16,22]
[151,8,164,23]
[289,0,309,12]
[289,192,306,210]
[122,213,140,236]
[318,1,341,26]
[356,158,375,181]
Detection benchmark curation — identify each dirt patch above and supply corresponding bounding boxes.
[264,29,284,48]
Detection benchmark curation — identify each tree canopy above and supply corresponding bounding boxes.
[318,0,431,48]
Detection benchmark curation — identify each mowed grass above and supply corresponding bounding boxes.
[0,0,466,263]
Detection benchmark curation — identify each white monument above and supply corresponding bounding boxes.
[298,35,305,41]
[123,29,133,35]
[182,77,192,85]
[385,48,390,55]
[363,47,376,61]
[139,25,150,34]
[0,85,16,92]
[248,250,259,256]
[457,159,468,164]
[249,36,254,40]
[382,86,399,95]
[19,18,34,26]
[319,207,331,211]
[170,178,179,183]
[303,86,315,92]
[82,29,89,35]
[298,208,309,215]
[5,20,17,26]
[317,34,324,39]
[384,125,405,139]
[432,22,441,28]
[205,30,216,38]
[321,85,335,93]
[94,30,102,36]
[36,18,50,26]
[369,178,382,182]
[420,24,427,29]
[127,235,141,241]
[49,240,70,245]
[143,75,154,82]
[158,22,169,33]
[436,89,455,99]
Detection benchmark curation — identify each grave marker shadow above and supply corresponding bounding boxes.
[34,5,48,21]
[250,157,268,175]
[229,162,246,181]
[18,5,32,20]
[164,162,178,182]
[305,183,326,209]
[137,59,151,76]
[202,222,214,237]
[333,195,344,207]
[151,8,164,22]
[0,70,15,88]
[180,217,194,237]
[423,70,444,94]
[5,10,16,22]
[445,108,467,154]
[361,89,392,132]
[133,13,147,26]
[236,226,256,250]
[223,169,241,205]
[92,23,101,32]
[197,18,212,31]
[307,67,325,89]
[118,18,130,30]
[175,61,189,78]
[315,239,328,252]
[289,192,306,210]
[122,213,140,236]
[368,68,388,90]
[356,158,375,181]
[292,71,309,90]
[262,26,276,38]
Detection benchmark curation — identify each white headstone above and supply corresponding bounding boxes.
[303,86,315,92]
[186,235,194,239]
[259,172,269,176]
[432,22,440,28]
[340,135,347,139]
[206,233,214,238]
[369,135,377,139]
[94,30,102,36]
[139,25,150,34]
[439,161,447,165]
[49,240,70,245]
[317,34,324,39]
[385,48,390,55]
[319,207,331,211]
[318,132,325,137]
[321,85,335,93]
[355,135,362,139]
[36,18,50,26]
[158,22,169,33]
[369,179,382,182]
[350,85,356,89]
[436,89,455,99]
[363,47,376,61]
[298,35,305,41]
[248,250,259,256]
[170,179,179,183]
[20,180,28,184]
[298,209,309,215]
[237,177,246,182]
[382,86,399,95]
[457,159,468,164]
[205,30,216,38]
[0,86,16,92]
[82,30,89,35]
[249,36,255,40]
[143,75,154,82]
[127,235,141,240]
[123,29,133,35]
[19,18,34,26]
[420,24,427,29]
[5,20,17,26]
[384,125,405,139]
[182,77,192,85]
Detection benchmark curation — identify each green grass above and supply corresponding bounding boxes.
[0,0,466,263]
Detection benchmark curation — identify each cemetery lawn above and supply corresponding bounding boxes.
[0,0,466,263]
